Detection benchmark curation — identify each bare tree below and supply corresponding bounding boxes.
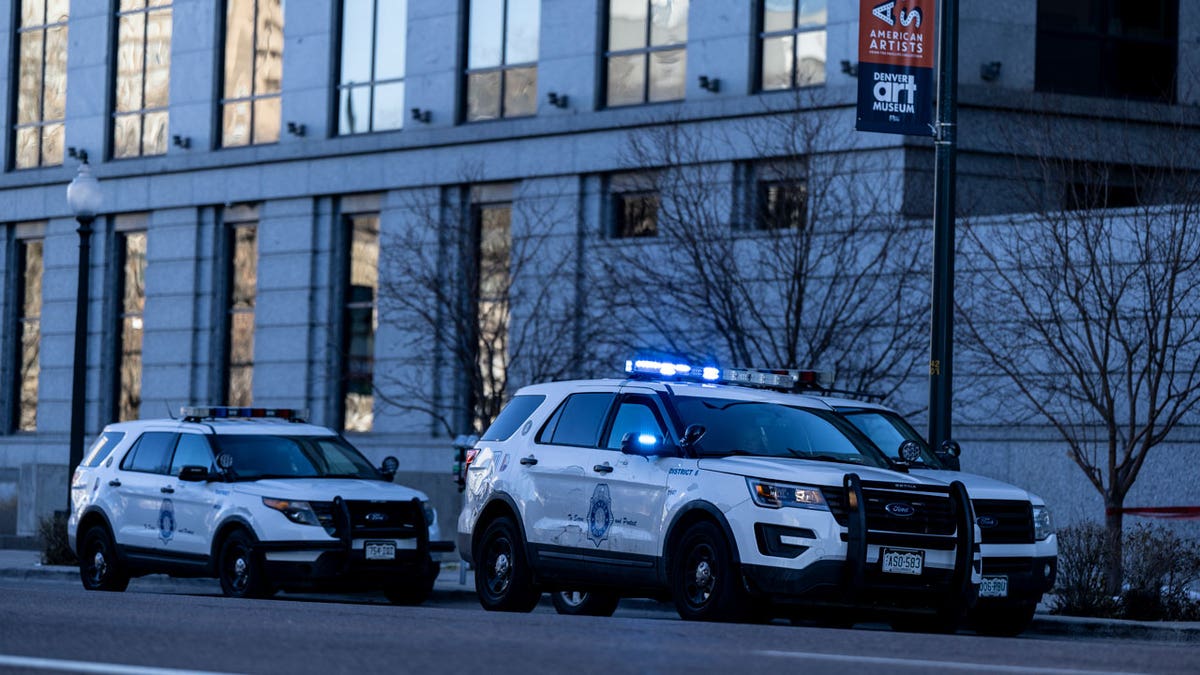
[960,107,1200,593]
[375,174,595,436]
[591,96,930,402]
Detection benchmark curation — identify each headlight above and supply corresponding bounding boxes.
[1033,504,1053,541]
[746,478,828,511]
[263,498,320,526]
[422,501,436,527]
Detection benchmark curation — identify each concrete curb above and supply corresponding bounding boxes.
[1029,614,1200,644]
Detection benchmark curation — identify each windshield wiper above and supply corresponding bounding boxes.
[322,473,371,479]
[792,452,863,466]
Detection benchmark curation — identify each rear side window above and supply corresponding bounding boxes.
[82,432,126,468]
[538,393,615,447]
[120,432,177,474]
[481,395,546,441]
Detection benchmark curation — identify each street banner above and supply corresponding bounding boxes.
[856,0,936,136]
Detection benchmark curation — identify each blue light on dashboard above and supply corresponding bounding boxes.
[637,434,657,445]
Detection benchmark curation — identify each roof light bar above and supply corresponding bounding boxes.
[181,406,309,421]
[626,358,721,381]
[722,367,835,392]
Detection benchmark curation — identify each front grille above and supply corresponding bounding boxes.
[973,499,1034,544]
[822,487,849,525]
[862,487,955,535]
[312,499,423,539]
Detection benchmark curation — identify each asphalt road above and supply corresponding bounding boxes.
[1,579,1197,675]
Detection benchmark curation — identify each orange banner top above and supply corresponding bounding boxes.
[858,0,937,70]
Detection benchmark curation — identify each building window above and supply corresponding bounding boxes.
[759,0,826,90]
[746,161,808,230]
[605,0,688,107]
[338,0,407,134]
[224,209,258,407]
[1036,0,1177,102]
[13,0,68,169]
[472,185,512,419]
[221,0,285,147]
[113,0,173,158]
[465,0,539,121]
[14,237,43,431]
[115,230,146,422]
[609,173,659,237]
[341,209,379,432]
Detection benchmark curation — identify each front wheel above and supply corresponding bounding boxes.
[79,525,129,592]
[475,516,540,612]
[552,590,620,617]
[218,529,274,599]
[669,521,749,622]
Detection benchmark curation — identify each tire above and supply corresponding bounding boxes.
[552,590,620,617]
[972,602,1037,637]
[385,562,440,606]
[218,529,275,599]
[475,516,540,612]
[669,520,749,622]
[78,525,130,592]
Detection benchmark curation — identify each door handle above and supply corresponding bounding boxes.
[160,486,175,494]
[520,456,538,466]
[593,464,614,474]
[108,479,121,487]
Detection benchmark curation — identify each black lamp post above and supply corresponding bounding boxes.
[66,152,103,493]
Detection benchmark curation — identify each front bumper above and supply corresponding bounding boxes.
[972,555,1057,609]
[256,538,454,589]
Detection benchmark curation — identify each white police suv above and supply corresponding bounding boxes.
[68,407,452,603]
[821,398,1057,635]
[458,359,982,626]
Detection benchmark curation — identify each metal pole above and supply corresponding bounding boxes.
[929,0,959,453]
[68,214,94,500]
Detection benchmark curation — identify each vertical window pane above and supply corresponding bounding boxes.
[372,81,405,131]
[144,8,172,108]
[467,70,502,121]
[142,110,169,155]
[795,30,825,86]
[607,53,645,106]
[224,0,255,99]
[648,48,685,101]
[761,35,793,90]
[17,31,44,124]
[476,203,511,407]
[763,0,794,32]
[797,0,826,28]
[19,321,40,430]
[613,193,659,237]
[227,224,257,408]
[503,66,537,117]
[375,0,407,80]
[47,0,69,22]
[116,13,146,113]
[227,316,255,407]
[231,227,257,309]
[340,0,374,84]
[223,101,251,146]
[255,0,284,95]
[121,0,148,10]
[113,115,142,158]
[119,315,143,421]
[344,213,379,433]
[505,0,539,64]
[15,127,39,169]
[21,240,43,321]
[21,0,44,27]
[609,0,647,51]
[253,96,281,144]
[41,123,64,167]
[649,0,687,46]
[339,86,370,134]
[43,25,68,120]
[469,0,504,68]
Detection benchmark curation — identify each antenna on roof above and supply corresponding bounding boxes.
[165,401,177,420]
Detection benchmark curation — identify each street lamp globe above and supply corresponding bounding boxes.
[66,162,103,218]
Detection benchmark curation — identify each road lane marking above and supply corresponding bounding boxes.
[0,654,243,675]
[755,649,1147,675]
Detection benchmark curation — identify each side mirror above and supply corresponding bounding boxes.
[380,456,399,482]
[178,465,211,482]
[897,440,922,464]
[620,432,663,456]
[680,424,706,450]
[937,440,962,471]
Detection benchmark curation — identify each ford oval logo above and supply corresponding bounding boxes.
[885,502,915,517]
[366,512,388,522]
[976,515,999,529]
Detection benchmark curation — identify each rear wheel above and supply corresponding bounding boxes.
[475,516,540,612]
[552,590,620,617]
[79,525,129,592]
[670,521,749,622]
[972,602,1037,637]
[218,529,274,599]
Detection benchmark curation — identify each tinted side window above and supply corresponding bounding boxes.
[168,434,214,476]
[481,395,546,441]
[120,432,177,474]
[83,432,126,468]
[542,393,615,447]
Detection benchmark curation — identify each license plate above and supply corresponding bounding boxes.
[365,541,396,560]
[881,548,924,575]
[980,575,1009,598]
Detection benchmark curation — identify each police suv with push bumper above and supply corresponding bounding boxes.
[458,359,983,625]
[68,407,452,603]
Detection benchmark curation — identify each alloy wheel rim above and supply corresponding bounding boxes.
[561,591,587,607]
[487,536,513,596]
[230,550,249,591]
[89,547,107,584]
[685,544,716,606]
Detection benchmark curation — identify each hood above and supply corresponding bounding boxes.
[234,478,429,502]
[697,456,948,487]
[910,469,1034,502]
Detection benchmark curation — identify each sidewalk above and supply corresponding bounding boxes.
[3,548,1197,642]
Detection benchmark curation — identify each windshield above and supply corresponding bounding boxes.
[210,435,381,481]
[837,409,945,469]
[673,396,889,468]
